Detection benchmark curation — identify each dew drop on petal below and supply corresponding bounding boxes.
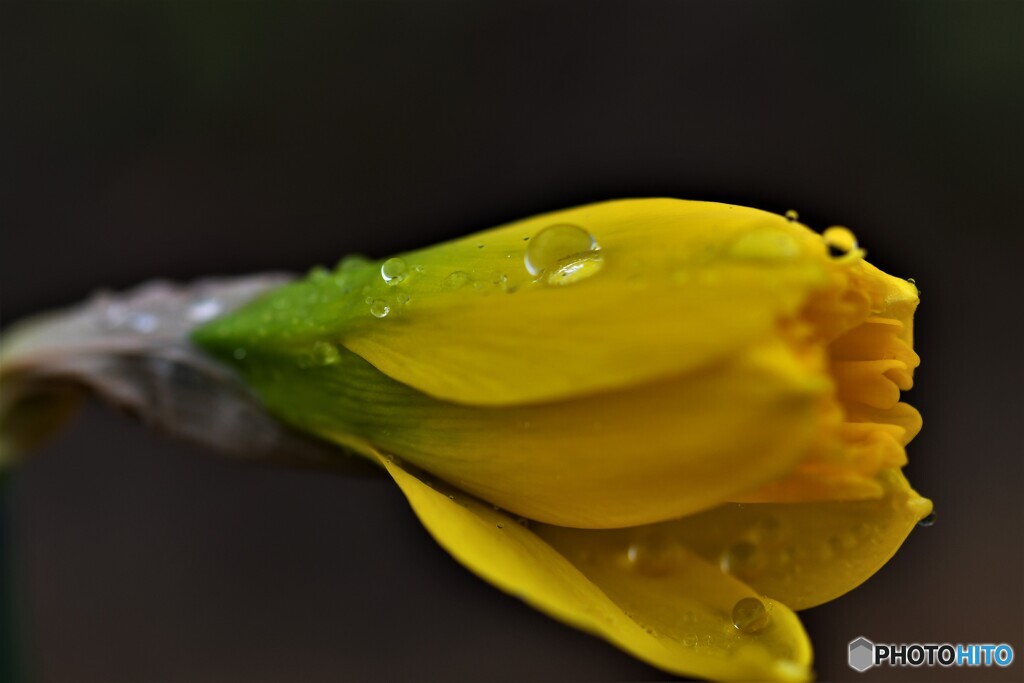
[730,230,801,261]
[918,511,937,527]
[524,223,603,285]
[396,292,411,304]
[624,537,676,576]
[336,254,371,272]
[445,271,471,290]
[311,340,340,366]
[381,257,408,285]
[823,226,859,258]
[369,300,390,318]
[785,209,799,222]
[731,597,769,634]
[719,540,767,581]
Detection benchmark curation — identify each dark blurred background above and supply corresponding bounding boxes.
[2,2,1022,681]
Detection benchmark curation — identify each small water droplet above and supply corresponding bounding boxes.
[524,223,603,285]
[396,292,411,304]
[445,271,471,290]
[130,312,159,334]
[233,347,247,360]
[308,265,330,281]
[823,226,859,258]
[496,522,505,529]
[682,634,698,647]
[785,209,799,222]
[337,254,371,272]
[624,537,676,576]
[99,302,129,329]
[311,340,340,366]
[720,541,767,581]
[515,517,530,528]
[188,298,221,322]
[918,511,936,527]
[381,257,408,285]
[369,300,391,318]
[730,230,801,261]
[731,597,769,634]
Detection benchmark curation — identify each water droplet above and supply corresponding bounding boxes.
[369,300,390,318]
[496,522,505,529]
[497,273,517,293]
[730,230,801,261]
[624,537,676,576]
[188,298,221,322]
[444,271,471,290]
[130,312,159,334]
[731,597,769,634]
[308,265,330,281]
[918,511,936,527]
[682,634,698,647]
[524,223,603,285]
[823,226,859,258]
[381,257,408,285]
[785,210,799,222]
[233,347,248,360]
[311,341,340,366]
[720,541,767,581]
[516,517,530,528]
[396,292,411,304]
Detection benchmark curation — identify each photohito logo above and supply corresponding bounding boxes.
[848,637,1014,672]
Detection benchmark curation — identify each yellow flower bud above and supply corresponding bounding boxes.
[194,198,931,681]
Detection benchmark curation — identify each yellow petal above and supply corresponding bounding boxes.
[377,452,813,682]
[342,199,829,406]
[222,336,827,527]
[640,469,932,610]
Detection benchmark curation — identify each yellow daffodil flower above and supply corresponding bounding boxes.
[193,199,931,681]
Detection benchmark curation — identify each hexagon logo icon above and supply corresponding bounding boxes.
[849,637,875,672]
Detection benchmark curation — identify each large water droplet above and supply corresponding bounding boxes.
[823,226,859,258]
[311,340,340,366]
[731,597,769,634]
[720,541,767,581]
[524,223,603,285]
[381,257,408,285]
[369,300,391,318]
